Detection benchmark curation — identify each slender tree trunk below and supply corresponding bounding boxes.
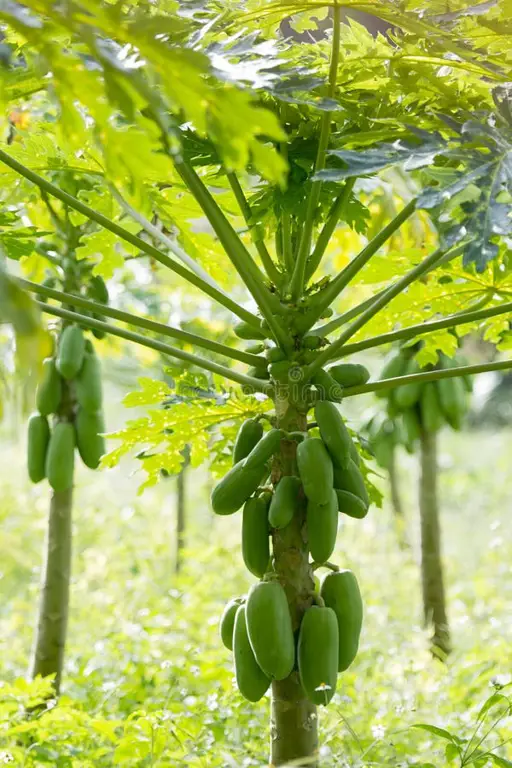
[270,392,318,767]
[419,428,451,658]
[388,447,409,549]
[30,487,73,694]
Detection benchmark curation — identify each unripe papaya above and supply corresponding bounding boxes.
[268,360,293,380]
[233,419,264,464]
[27,413,50,483]
[233,605,271,702]
[269,475,302,529]
[328,363,370,388]
[36,358,62,416]
[298,606,339,705]
[335,489,368,520]
[87,275,109,304]
[372,431,394,470]
[311,368,343,402]
[376,351,408,398]
[303,334,323,350]
[246,343,265,354]
[333,459,369,508]
[248,365,270,380]
[244,429,284,471]
[307,489,338,563]
[314,401,353,469]
[219,597,244,651]
[394,357,422,409]
[234,321,266,341]
[436,375,466,431]
[320,570,363,672]
[242,497,270,578]
[46,421,75,492]
[56,325,86,380]
[297,438,333,506]
[75,409,105,469]
[246,581,295,680]
[211,459,266,515]
[402,407,421,452]
[75,349,103,413]
[265,346,287,363]
[420,383,444,433]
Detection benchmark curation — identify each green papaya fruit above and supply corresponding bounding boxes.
[87,275,109,304]
[233,605,271,702]
[314,401,354,469]
[246,343,265,354]
[248,365,270,380]
[234,321,266,341]
[242,497,270,578]
[303,334,323,350]
[46,421,75,492]
[297,438,333,506]
[269,475,302,529]
[335,489,369,520]
[75,409,105,469]
[92,325,107,341]
[233,419,264,464]
[307,489,338,563]
[211,459,266,515]
[436,375,466,431]
[56,325,86,380]
[375,351,408,397]
[420,383,444,433]
[298,606,339,705]
[371,429,394,470]
[27,413,50,483]
[402,407,421,452]
[244,429,284,471]
[333,459,369,508]
[311,368,343,402]
[265,346,287,363]
[320,570,363,672]
[328,363,370,388]
[246,581,295,680]
[219,597,244,651]
[268,360,293,380]
[394,357,422,410]
[75,349,103,413]
[36,357,62,416]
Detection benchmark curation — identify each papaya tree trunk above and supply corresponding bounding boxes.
[29,486,73,694]
[175,446,189,573]
[270,393,318,767]
[388,447,409,549]
[419,428,451,658]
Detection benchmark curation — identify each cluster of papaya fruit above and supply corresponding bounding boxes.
[234,320,370,401]
[27,324,105,492]
[369,347,471,461]
[219,570,362,705]
[212,382,368,705]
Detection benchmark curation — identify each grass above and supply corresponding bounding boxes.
[0,399,511,766]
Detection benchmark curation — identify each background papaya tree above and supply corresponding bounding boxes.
[2,1,512,765]
[366,342,473,658]
[13,177,112,696]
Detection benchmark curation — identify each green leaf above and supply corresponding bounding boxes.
[411,723,459,743]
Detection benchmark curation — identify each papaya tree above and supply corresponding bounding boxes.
[3,1,512,765]
[3,173,111,695]
[367,344,473,657]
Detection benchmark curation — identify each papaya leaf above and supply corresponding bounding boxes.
[103,379,269,490]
